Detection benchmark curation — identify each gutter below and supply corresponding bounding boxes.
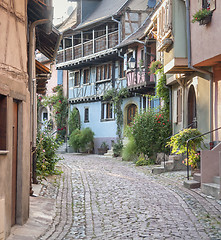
[29,19,51,149]
[185,0,213,143]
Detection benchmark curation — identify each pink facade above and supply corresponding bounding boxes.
[127,44,155,87]
[191,1,221,67]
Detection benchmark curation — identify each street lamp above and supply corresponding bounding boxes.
[128,56,136,69]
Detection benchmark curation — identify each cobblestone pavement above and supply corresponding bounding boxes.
[39,154,221,240]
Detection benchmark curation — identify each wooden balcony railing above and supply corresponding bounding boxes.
[126,68,155,88]
[57,30,119,64]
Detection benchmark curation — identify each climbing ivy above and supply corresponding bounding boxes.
[42,85,68,141]
[103,87,129,140]
[154,66,170,116]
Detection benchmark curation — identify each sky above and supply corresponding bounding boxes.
[53,0,77,25]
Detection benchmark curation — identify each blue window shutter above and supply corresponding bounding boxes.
[57,70,63,85]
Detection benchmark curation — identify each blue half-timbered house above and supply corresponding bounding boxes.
[56,0,159,152]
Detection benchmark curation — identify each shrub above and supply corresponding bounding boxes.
[135,154,155,166]
[36,127,62,179]
[69,127,94,152]
[113,140,123,157]
[122,137,137,161]
[167,128,205,169]
[69,108,80,135]
[130,110,171,158]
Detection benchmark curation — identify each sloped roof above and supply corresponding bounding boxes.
[73,0,129,32]
[57,7,78,33]
[116,1,162,48]
[116,19,151,48]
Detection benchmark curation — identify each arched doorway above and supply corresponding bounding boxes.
[188,85,197,128]
[127,104,137,125]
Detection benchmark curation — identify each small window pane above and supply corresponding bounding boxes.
[84,108,89,122]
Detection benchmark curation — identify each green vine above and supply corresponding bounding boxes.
[103,87,129,140]
[41,85,68,141]
[154,65,170,116]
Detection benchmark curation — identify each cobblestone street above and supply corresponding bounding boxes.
[39,154,221,240]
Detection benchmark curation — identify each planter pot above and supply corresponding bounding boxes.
[199,14,212,25]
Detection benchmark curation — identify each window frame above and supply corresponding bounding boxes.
[74,71,80,87]
[84,107,89,123]
[101,101,114,121]
[83,68,90,84]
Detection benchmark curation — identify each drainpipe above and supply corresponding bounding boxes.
[185,0,213,143]
[29,19,50,185]
[112,16,121,44]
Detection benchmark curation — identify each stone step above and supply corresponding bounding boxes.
[202,183,220,199]
[152,166,165,174]
[183,180,201,189]
[104,149,113,157]
[193,173,201,183]
[213,176,220,184]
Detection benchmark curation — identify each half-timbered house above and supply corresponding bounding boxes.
[0,0,60,238]
[56,0,159,152]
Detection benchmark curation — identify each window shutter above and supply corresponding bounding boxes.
[177,89,182,123]
[173,90,177,123]
[57,70,63,85]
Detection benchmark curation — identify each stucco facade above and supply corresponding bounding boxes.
[0,1,30,238]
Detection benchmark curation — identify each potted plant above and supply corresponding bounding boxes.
[166,128,205,172]
[98,142,109,155]
[192,9,212,25]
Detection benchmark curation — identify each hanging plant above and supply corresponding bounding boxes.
[192,9,212,25]
[148,60,163,74]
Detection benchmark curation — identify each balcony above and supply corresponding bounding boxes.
[126,68,155,94]
[56,30,119,70]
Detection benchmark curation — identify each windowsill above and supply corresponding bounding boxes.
[96,79,111,84]
[84,120,89,123]
[73,85,80,88]
[100,118,115,122]
[83,83,90,86]
[0,150,9,155]
[117,77,126,81]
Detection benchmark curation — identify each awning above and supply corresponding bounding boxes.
[36,26,62,60]
[35,60,51,95]
[28,0,62,60]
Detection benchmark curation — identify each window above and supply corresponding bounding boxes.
[57,70,63,85]
[119,61,125,78]
[202,0,216,10]
[96,64,112,81]
[83,69,90,84]
[141,49,144,62]
[43,112,48,120]
[74,71,80,86]
[84,108,89,122]
[143,96,147,110]
[177,89,182,123]
[0,94,7,150]
[101,102,113,121]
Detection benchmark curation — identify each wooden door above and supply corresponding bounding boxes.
[11,101,18,226]
[127,104,137,125]
[188,85,197,128]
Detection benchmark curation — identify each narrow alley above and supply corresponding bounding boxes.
[35,154,221,240]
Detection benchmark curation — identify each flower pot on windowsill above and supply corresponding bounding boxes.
[199,14,212,25]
